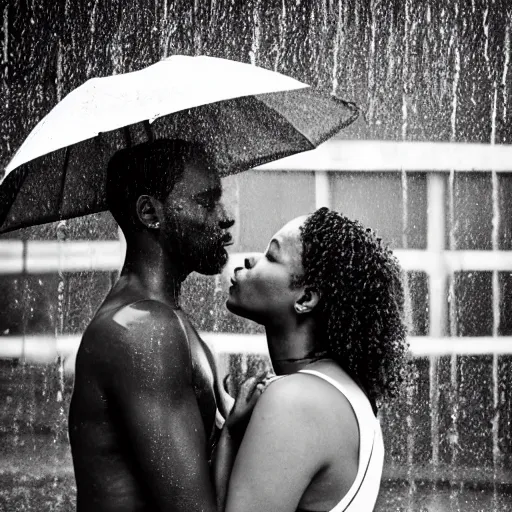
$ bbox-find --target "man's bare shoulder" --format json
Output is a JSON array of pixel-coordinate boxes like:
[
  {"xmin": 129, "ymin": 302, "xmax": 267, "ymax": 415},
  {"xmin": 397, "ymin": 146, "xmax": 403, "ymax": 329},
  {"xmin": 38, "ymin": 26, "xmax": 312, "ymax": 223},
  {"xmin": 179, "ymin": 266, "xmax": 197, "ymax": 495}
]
[{"xmin": 79, "ymin": 299, "xmax": 190, "ymax": 374}]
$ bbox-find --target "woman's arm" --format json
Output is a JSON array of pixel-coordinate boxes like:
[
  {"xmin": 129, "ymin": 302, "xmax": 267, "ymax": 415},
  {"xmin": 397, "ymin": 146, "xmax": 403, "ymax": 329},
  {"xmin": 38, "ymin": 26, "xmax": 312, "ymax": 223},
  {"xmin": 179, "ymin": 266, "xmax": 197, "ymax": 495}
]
[
  {"xmin": 213, "ymin": 374, "xmax": 269, "ymax": 511},
  {"xmin": 222, "ymin": 374, "xmax": 329, "ymax": 512}
]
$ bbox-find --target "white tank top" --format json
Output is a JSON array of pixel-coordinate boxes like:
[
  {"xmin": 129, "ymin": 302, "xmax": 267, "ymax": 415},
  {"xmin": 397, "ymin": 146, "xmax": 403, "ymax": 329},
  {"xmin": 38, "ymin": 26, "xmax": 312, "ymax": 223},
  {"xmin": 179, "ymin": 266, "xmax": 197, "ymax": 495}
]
[{"xmin": 297, "ymin": 369, "xmax": 384, "ymax": 512}]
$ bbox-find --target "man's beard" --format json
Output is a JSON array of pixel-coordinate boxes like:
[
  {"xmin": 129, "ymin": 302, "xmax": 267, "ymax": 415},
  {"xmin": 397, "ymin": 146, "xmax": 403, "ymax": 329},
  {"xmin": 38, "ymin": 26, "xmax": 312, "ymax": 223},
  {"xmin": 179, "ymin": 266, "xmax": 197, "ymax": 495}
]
[
  {"xmin": 163, "ymin": 217, "xmax": 229, "ymax": 276},
  {"xmin": 195, "ymin": 243, "xmax": 229, "ymax": 275}
]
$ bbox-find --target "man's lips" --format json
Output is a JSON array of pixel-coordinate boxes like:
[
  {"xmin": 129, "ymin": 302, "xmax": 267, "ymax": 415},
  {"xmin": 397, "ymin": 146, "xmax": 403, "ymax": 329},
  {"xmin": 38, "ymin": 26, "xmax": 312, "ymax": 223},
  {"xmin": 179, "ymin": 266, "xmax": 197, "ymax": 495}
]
[{"xmin": 221, "ymin": 232, "xmax": 233, "ymax": 246}]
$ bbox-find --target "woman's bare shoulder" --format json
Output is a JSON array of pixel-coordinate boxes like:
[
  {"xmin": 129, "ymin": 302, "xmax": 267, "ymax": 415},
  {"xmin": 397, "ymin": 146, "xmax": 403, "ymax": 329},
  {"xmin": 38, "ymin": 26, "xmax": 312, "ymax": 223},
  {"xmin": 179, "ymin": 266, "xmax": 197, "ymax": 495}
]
[
  {"xmin": 264, "ymin": 371, "xmax": 352, "ymax": 410},
  {"xmin": 258, "ymin": 371, "xmax": 358, "ymax": 440}
]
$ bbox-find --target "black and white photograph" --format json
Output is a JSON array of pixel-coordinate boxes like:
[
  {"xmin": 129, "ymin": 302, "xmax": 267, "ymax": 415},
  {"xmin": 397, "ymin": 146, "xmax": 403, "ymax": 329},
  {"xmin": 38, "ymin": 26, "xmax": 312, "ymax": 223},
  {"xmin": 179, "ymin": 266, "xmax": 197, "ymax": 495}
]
[{"xmin": 1, "ymin": 1, "xmax": 512, "ymax": 511}]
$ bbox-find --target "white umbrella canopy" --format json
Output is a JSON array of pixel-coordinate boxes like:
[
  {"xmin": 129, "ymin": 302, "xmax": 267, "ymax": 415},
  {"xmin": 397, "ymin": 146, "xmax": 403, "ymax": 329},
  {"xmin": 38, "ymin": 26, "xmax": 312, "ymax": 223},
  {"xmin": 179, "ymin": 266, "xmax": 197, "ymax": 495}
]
[
  {"xmin": 5, "ymin": 56, "xmax": 310, "ymax": 173},
  {"xmin": 0, "ymin": 55, "xmax": 358, "ymax": 233}
]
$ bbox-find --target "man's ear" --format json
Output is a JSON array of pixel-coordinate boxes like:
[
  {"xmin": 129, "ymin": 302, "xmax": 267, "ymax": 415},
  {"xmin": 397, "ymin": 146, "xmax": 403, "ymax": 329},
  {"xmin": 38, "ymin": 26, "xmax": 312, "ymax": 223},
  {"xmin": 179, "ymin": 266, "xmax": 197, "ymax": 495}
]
[
  {"xmin": 294, "ymin": 287, "xmax": 321, "ymax": 315},
  {"xmin": 136, "ymin": 195, "xmax": 161, "ymax": 230}
]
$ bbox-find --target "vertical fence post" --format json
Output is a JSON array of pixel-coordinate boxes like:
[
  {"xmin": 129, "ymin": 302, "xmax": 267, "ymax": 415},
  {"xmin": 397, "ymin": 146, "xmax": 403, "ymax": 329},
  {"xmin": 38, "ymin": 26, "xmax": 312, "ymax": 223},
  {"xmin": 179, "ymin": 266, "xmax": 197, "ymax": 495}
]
[
  {"xmin": 427, "ymin": 172, "xmax": 447, "ymax": 467},
  {"xmin": 491, "ymin": 169, "xmax": 501, "ymax": 484},
  {"xmin": 315, "ymin": 170, "xmax": 331, "ymax": 209}
]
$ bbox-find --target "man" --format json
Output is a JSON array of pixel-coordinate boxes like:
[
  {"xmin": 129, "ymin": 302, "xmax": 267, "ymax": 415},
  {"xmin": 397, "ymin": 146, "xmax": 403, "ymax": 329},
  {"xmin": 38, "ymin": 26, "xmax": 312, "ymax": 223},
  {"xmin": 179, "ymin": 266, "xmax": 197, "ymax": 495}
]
[{"xmin": 69, "ymin": 139, "xmax": 234, "ymax": 511}]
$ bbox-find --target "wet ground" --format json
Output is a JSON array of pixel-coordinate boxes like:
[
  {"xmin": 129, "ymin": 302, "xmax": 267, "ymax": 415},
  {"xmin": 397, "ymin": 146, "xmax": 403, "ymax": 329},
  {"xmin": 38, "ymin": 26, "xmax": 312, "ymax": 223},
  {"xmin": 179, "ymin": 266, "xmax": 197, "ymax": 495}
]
[
  {"xmin": 1, "ymin": 435, "xmax": 511, "ymax": 512},
  {"xmin": 1, "ymin": 361, "xmax": 512, "ymax": 511},
  {"xmin": 1, "ymin": 472, "xmax": 512, "ymax": 512}
]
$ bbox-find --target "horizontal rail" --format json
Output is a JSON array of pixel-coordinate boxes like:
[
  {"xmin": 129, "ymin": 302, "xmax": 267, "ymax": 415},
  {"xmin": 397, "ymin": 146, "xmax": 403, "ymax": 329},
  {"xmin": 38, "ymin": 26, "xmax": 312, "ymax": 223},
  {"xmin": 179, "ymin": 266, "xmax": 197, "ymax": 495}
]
[
  {"xmin": 1, "ymin": 242, "xmax": 512, "ymax": 274},
  {"xmin": 204, "ymin": 334, "xmax": 512, "ymax": 357},
  {"xmin": 0, "ymin": 240, "xmax": 122, "ymax": 274},
  {"xmin": 1, "ymin": 334, "xmax": 512, "ymax": 374},
  {"xmin": 395, "ymin": 249, "xmax": 512, "ymax": 272},
  {"xmin": 255, "ymin": 140, "xmax": 512, "ymax": 172}
]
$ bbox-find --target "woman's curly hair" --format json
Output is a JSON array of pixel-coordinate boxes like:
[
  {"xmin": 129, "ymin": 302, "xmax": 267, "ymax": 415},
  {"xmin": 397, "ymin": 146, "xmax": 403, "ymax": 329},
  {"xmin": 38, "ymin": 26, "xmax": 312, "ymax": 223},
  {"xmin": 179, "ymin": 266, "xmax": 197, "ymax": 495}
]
[{"xmin": 297, "ymin": 207, "xmax": 408, "ymax": 408}]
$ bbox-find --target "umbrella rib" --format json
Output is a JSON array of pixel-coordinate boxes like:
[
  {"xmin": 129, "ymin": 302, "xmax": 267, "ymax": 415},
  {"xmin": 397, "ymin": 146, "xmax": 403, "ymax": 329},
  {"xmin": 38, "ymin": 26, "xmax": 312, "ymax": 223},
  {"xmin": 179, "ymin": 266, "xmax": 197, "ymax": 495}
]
[
  {"xmin": 123, "ymin": 127, "xmax": 132, "ymax": 147},
  {"xmin": 144, "ymin": 121, "xmax": 155, "ymax": 142},
  {"xmin": 316, "ymin": 98, "xmax": 359, "ymax": 145},
  {"xmin": 57, "ymin": 146, "xmax": 71, "ymax": 221},
  {"xmin": 0, "ymin": 167, "xmax": 30, "ymax": 230}
]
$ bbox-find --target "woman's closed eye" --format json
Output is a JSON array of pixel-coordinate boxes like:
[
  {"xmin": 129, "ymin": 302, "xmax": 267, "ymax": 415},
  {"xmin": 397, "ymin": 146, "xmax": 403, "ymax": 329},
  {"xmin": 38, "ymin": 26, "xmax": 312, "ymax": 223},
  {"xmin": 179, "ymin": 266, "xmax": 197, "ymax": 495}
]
[
  {"xmin": 265, "ymin": 252, "xmax": 276, "ymax": 262},
  {"xmin": 265, "ymin": 240, "xmax": 280, "ymax": 263}
]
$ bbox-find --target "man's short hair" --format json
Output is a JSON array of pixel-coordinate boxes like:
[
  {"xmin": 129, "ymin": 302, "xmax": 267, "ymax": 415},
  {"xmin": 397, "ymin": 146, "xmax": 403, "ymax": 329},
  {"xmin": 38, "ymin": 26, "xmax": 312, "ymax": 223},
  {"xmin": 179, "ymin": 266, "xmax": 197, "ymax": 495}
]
[{"xmin": 106, "ymin": 138, "xmax": 206, "ymax": 231}]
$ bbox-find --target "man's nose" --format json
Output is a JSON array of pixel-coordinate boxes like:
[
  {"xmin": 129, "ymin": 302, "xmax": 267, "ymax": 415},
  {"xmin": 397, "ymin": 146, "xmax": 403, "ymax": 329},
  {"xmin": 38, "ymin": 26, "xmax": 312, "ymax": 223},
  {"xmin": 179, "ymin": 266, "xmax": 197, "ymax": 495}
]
[{"xmin": 220, "ymin": 217, "xmax": 235, "ymax": 229}]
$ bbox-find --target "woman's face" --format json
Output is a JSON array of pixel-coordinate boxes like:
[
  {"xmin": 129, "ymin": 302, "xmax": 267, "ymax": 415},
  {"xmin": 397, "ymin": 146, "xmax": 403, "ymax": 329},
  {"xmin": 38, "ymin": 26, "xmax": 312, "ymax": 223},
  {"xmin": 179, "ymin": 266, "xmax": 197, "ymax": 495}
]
[{"xmin": 226, "ymin": 215, "xmax": 308, "ymax": 324}]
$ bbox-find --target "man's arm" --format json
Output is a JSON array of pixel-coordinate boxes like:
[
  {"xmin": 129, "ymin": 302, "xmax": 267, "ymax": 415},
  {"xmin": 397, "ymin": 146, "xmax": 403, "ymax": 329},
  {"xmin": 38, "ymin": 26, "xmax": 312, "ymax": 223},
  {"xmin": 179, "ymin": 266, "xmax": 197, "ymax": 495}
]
[{"xmin": 106, "ymin": 301, "xmax": 217, "ymax": 512}]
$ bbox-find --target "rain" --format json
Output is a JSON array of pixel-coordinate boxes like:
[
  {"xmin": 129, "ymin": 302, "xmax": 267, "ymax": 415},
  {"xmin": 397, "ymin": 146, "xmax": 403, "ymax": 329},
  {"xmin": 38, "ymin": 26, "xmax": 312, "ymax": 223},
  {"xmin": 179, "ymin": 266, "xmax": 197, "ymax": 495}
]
[{"xmin": 1, "ymin": 1, "xmax": 512, "ymax": 511}]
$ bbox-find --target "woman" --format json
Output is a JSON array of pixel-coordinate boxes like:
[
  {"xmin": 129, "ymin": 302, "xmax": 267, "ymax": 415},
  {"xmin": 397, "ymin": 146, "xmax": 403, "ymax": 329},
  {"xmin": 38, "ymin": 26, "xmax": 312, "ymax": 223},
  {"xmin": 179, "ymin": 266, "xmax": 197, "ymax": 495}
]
[{"xmin": 214, "ymin": 207, "xmax": 408, "ymax": 512}]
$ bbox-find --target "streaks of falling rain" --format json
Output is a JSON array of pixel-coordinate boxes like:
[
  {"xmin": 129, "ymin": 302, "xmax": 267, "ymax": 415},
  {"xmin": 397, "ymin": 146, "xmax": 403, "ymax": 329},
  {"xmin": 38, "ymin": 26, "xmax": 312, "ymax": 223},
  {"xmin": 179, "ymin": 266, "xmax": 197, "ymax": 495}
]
[
  {"xmin": 448, "ymin": 4, "xmax": 461, "ymax": 509},
  {"xmin": 2, "ymin": 1, "xmax": 512, "ymax": 511},
  {"xmin": 400, "ymin": 0, "xmax": 417, "ymax": 506}
]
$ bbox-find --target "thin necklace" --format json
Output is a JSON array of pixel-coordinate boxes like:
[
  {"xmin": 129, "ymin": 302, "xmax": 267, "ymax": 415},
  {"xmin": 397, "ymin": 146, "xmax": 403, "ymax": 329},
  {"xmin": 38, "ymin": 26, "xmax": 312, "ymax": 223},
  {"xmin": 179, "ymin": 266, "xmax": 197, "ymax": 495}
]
[{"xmin": 276, "ymin": 351, "xmax": 329, "ymax": 365}]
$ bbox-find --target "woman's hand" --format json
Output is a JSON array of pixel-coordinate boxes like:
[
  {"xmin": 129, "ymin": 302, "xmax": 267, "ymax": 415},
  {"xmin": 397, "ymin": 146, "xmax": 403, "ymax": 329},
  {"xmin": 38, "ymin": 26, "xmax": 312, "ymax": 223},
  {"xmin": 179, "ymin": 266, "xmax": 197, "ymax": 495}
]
[
  {"xmin": 214, "ymin": 372, "xmax": 273, "ymax": 511},
  {"xmin": 225, "ymin": 371, "xmax": 273, "ymax": 440}
]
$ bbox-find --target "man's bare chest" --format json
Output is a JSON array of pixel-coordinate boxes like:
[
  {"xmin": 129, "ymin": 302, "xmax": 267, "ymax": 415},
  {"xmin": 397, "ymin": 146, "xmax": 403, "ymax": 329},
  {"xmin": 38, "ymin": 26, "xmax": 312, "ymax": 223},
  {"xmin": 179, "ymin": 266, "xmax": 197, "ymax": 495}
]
[{"xmin": 175, "ymin": 312, "xmax": 219, "ymax": 435}]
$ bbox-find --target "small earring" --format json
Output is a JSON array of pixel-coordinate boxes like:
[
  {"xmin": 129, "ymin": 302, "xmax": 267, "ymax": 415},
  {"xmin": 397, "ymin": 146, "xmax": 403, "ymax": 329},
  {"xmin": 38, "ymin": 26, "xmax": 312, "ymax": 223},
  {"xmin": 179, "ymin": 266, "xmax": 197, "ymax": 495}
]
[
  {"xmin": 294, "ymin": 303, "xmax": 307, "ymax": 313},
  {"xmin": 150, "ymin": 221, "xmax": 160, "ymax": 229}
]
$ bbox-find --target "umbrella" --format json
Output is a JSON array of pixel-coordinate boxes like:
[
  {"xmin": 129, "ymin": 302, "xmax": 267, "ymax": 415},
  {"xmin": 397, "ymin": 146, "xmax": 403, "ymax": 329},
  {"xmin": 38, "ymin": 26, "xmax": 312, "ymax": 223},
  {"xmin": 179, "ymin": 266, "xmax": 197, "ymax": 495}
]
[{"xmin": 0, "ymin": 55, "xmax": 358, "ymax": 234}]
